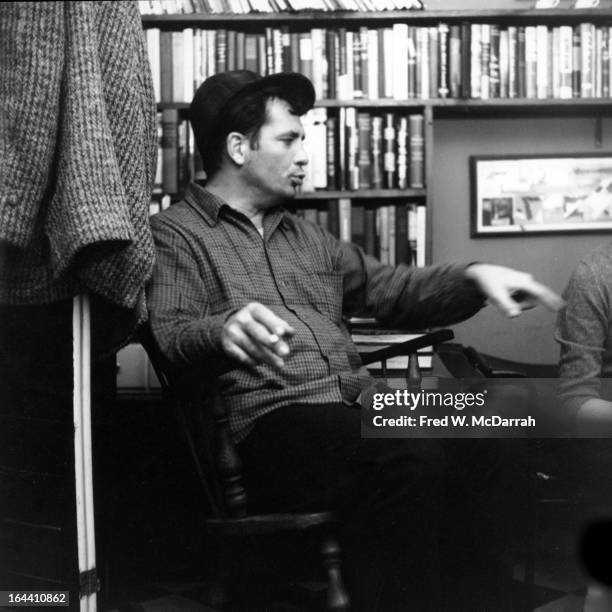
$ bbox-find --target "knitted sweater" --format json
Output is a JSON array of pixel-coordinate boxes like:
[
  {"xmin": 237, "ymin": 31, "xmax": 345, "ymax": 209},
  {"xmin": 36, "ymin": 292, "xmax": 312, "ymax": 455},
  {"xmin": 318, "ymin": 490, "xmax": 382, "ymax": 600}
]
[
  {"xmin": 556, "ymin": 241, "xmax": 612, "ymax": 415},
  {"xmin": 0, "ymin": 1, "xmax": 156, "ymax": 353}
]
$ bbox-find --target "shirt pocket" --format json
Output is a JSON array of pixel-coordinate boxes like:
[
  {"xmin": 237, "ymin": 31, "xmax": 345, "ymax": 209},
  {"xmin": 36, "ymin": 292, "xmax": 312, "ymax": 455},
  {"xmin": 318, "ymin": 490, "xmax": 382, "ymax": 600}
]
[{"xmin": 306, "ymin": 270, "xmax": 343, "ymax": 324}]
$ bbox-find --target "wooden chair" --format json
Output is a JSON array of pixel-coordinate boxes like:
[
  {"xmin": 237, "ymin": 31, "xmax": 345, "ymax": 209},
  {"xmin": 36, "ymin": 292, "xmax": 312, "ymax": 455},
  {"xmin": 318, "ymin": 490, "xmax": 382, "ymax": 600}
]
[{"xmin": 140, "ymin": 326, "xmax": 454, "ymax": 611}]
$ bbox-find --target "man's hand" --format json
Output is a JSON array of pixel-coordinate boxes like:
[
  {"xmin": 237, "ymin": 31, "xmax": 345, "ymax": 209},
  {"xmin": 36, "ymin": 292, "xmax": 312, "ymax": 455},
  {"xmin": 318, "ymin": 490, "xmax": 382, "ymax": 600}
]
[
  {"xmin": 221, "ymin": 302, "xmax": 295, "ymax": 369},
  {"xmin": 465, "ymin": 264, "xmax": 564, "ymax": 318}
]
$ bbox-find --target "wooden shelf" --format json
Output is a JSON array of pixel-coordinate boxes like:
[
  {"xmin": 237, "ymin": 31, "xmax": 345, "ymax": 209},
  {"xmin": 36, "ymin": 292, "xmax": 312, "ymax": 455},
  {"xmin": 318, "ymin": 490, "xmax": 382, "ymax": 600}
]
[
  {"xmin": 142, "ymin": 8, "xmax": 612, "ymax": 28},
  {"xmin": 295, "ymin": 188, "xmax": 426, "ymax": 200},
  {"xmin": 159, "ymin": 98, "xmax": 612, "ymax": 118}
]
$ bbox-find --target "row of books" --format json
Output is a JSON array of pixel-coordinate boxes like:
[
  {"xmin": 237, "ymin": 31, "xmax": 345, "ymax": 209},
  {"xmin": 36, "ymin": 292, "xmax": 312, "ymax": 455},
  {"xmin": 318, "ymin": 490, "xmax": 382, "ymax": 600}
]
[
  {"xmin": 156, "ymin": 108, "xmax": 425, "ymax": 195},
  {"xmin": 294, "ymin": 200, "xmax": 426, "ymax": 267},
  {"xmin": 139, "ymin": 0, "xmax": 423, "ymax": 15},
  {"xmin": 145, "ymin": 22, "xmax": 612, "ymax": 103},
  {"xmin": 303, "ymin": 109, "xmax": 425, "ymax": 191}
]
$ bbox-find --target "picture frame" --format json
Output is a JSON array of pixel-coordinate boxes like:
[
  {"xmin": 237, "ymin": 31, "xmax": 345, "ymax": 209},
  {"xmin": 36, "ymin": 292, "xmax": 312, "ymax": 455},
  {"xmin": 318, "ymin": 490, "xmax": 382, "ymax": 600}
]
[{"xmin": 470, "ymin": 153, "xmax": 612, "ymax": 236}]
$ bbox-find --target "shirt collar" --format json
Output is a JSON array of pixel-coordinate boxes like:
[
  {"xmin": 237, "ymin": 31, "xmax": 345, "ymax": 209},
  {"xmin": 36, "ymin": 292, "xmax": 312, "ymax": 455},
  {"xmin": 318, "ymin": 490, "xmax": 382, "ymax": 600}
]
[
  {"xmin": 184, "ymin": 182, "xmax": 228, "ymax": 226},
  {"xmin": 184, "ymin": 181, "xmax": 294, "ymax": 231}
]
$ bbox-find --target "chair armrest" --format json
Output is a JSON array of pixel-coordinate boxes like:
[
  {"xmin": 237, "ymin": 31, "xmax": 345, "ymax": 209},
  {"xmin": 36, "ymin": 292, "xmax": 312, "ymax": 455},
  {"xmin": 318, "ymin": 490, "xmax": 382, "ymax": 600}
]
[
  {"xmin": 464, "ymin": 346, "xmax": 527, "ymax": 378},
  {"xmin": 359, "ymin": 329, "xmax": 454, "ymax": 366}
]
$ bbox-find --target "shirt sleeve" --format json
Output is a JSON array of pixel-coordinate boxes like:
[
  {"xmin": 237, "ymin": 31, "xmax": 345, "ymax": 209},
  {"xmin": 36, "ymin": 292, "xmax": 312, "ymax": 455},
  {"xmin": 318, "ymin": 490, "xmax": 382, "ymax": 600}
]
[
  {"xmin": 556, "ymin": 259, "xmax": 610, "ymax": 414},
  {"xmin": 332, "ymin": 238, "xmax": 486, "ymax": 328},
  {"xmin": 146, "ymin": 215, "xmax": 234, "ymax": 370}
]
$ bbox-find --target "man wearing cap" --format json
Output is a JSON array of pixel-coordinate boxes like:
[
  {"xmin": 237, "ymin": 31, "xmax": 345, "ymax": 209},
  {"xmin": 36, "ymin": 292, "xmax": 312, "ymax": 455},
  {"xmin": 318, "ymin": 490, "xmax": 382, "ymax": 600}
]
[{"xmin": 146, "ymin": 70, "xmax": 562, "ymax": 610}]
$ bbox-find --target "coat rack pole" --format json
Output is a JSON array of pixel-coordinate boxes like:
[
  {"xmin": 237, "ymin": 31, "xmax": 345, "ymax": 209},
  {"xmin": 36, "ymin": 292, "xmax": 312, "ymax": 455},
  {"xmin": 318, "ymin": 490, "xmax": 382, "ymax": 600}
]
[{"xmin": 73, "ymin": 294, "xmax": 98, "ymax": 612}]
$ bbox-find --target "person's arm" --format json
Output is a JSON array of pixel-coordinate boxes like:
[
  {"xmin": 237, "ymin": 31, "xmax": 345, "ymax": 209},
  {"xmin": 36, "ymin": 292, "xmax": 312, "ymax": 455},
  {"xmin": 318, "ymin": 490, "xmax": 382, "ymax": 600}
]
[
  {"xmin": 556, "ymin": 260, "xmax": 612, "ymax": 424},
  {"xmin": 147, "ymin": 216, "xmax": 294, "ymax": 370},
  {"xmin": 335, "ymin": 238, "xmax": 562, "ymax": 328}
]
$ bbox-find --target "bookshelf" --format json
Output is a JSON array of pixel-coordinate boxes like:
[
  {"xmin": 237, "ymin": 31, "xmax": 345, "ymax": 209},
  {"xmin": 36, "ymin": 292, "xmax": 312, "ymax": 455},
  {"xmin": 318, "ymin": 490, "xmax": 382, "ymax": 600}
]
[
  {"xmin": 124, "ymin": 6, "xmax": 612, "ymax": 387},
  {"xmin": 143, "ymin": 6, "xmax": 612, "ymax": 266}
]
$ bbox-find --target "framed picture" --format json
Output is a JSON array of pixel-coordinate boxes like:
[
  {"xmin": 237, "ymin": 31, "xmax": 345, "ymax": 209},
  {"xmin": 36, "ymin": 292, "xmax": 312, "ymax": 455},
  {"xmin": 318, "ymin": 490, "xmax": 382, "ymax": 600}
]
[{"xmin": 470, "ymin": 153, "xmax": 612, "ymax": 236}]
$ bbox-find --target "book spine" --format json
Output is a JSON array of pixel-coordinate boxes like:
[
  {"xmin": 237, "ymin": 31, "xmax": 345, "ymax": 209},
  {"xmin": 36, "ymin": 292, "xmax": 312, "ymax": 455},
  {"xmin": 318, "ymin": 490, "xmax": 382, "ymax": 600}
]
[
  {"xmin": 339, "ymin": 198, "xmax": 352, "ymax": 242},
  {"xmin": 449, "ymin": 24, "xmax": 462, "ymax": 99},
  {"xmin": 161, "ymin": 108, "xmax": 179, "ymax": 194},
  {"xmin": 345, "ymin": 108, "xmax": 359, "ymax": 190},
  {"xmin": 326, "ymin": 29, "xmax": 338, "ymax": 100},
  {"xmin": 460, "ymin": 22, "xmax": 471, "ymax": 99},
  {"xmin": 415, "ymin": 205, "xmax": 426, "ymax": 267},
  {"xmin": 499, "ymin": 27, "xmax": 508, "ymax": 99},
  {"xmin": 580, "ymin": 23, "xmax": 595, "ymax": 98},
  {"xmin": 371, "ymin": 115, "xmax": 383, "ymax": 190},
  {"xmin": 479, "ymin": 23, "xmax": 490, "ymax": 99},
  {"xmin": 172, "ymin": 31, "xmax": 185, "ymax": 102},
  {"xmin": 417, "ymin": 27, "xmax": 429, "ymax": 100},
  {"xmin": 392, "ymin": 23, "xmax": 408, "ymax": 100},
  {"xmin": 470, "ymin": 23, "xmax": 481, "ymax": 98},
  {"xmin": 215, "ymin": 28, "xmax": 228, "ymax": 74},
  {"xmin": 489, "ymin": 24, "xmax": 500, "ymax": 98},
  {"xmin": 524, "ymin": 26, "xmax": 537, "ymax": 99},
  {"xmin": 160, "ymin": 30, "xmax": 173, "ymax": 102},
  {"xmin": 507, "ymin": 26, "xmax": 518, "ymax": 98},
  {"xmin": 406, "ymin": 25, "xmax": 417, "ymax": 99},
  {"xmin": 351, "ymin": 204, "xmax": 365, "ymax": 250},
  {"xmin": 559, "ymin": 25, "xmax": 573, "ymax": 99},
  {"xmin": 367, "ymin": 28, "xmax": 379, "ymax": 100},
  {"xmin": 357, "ymin": 112, "xmax": 372, "ymax": 189},
  {"xmin": 326, "ymin": 116, "xmax": 338, "ymax": 190},
  {"xmin": 299, "ymin": 32, "xmax": 314, "ymax": 83},
  {"xmin": 572, "ymin": 25, "xmax": 581, "ymax": 98},
  {"xmin": 409, "ymin": 114, "xmax": 424, "ymax": 189},
  {"xmin": 396, "ymin": 116, "xmax": 409, "ymax": 190},
  {"xmin": 428, "ymin": 26, "xmax": 439, "ymax": 99},
  {"xmin": 603, "ymin": 27, "xmax": 610, "ymax": 98},
  {"xmin": 438, "ymin": 23, "xmax": 449, "ymax": 99},
  {"xmin": 537, "ymin": 25, "xmax": 549, "ymax": 99},
  {"xmin": 383, "ymin": 112, "xmax": 396, "ymax": 188}
]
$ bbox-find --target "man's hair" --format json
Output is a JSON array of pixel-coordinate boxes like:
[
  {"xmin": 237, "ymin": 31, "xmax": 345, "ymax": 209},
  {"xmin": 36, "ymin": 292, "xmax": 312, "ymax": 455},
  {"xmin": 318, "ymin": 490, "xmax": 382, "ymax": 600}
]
[{"xmin": 193, "ymin": 85, "xmax": 302, "ymax": 178}]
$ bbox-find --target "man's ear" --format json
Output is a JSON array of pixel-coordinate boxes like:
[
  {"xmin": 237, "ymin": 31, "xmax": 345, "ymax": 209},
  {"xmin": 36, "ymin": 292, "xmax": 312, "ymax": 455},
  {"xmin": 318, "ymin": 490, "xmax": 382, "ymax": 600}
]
[{"xmin": 226, "ymin": 132, "xmax": 246, "ymax": 166}]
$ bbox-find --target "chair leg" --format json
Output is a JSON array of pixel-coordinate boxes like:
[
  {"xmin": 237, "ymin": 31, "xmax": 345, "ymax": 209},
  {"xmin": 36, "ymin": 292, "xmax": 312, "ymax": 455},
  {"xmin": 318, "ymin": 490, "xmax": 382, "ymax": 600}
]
[{"xmin": 320, "ymin": 535, "xmax": 350, "ymax": 611}]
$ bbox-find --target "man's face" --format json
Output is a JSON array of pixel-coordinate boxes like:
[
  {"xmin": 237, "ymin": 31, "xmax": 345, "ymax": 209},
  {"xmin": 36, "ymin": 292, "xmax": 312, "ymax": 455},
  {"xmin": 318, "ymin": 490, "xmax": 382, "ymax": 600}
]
[{"xmin": 241, "ymin": 97, "xmax": 308, "ymax": 204}]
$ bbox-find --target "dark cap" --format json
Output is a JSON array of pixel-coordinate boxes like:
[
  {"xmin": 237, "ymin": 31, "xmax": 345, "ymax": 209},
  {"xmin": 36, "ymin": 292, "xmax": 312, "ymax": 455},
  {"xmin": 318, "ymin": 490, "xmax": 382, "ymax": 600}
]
[{"xmin": 190, "ymin": 70, "xmax": 316, "ymax": 146}]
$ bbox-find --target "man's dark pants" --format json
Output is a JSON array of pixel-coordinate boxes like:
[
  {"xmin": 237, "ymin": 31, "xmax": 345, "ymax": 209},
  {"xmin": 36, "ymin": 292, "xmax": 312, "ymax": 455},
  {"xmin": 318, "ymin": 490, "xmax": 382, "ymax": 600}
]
[{"xmin": 239, "ymin": 402, "xmax": 527, "ymax": 611}]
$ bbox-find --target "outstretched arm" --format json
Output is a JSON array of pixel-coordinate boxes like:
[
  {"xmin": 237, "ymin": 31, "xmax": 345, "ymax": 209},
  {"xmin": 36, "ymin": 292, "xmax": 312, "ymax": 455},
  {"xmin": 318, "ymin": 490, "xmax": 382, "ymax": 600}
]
[{"xmin": 465, "ymin": 263, "xmax": 564, "ymax": 318}]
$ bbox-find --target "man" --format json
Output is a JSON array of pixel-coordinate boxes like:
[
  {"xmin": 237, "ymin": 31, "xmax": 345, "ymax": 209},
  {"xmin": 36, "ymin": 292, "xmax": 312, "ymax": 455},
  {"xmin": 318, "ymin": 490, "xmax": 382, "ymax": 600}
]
[{"xmin": 147, "ymin": 70, "xmax": 563, "ymax": 610}]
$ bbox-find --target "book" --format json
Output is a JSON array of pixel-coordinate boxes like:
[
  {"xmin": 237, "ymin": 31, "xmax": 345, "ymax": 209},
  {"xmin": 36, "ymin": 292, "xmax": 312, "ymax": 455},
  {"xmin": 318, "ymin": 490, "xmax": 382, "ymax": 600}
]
[
  {"xmin": 159, "ymin": 30, "xmax": 173, "ymax": 102},
  {"xmin": 357, "ymin": 112, "xmax": 373, "ymax": 189},
  {"xmin": 580, "ymin": 22, "xmax": 595, "ymax": 98},
  {"xmin": 489, "ymin": 24, "xmax": 500, "ymax": 99},
  {"xmin": 438, "ymin": 23, "xmax": 450, "ymax": 99},
  {"xmin": 449, "ymin": 24, "xmax": 462, "ymax": 99},
  {"xmin": 383, "ymin": 113, "xmax": 396, "ymax": 188},
  {"xmin": 396, "ymin": 116, "xmax": 409, "ymax": 190},
  {"xmin": 480, "ymin": 23, "xmax": 490, "ymax": 99},
  {"xmin": 559, "ymin": 25, "xmax": 574, "ymax": 99},
  {"xmin": 409, "ymin": 114, "xmax": 425, "ymax": 189},
  {"xmin": 507, "ymin": 26, "xmax": 518, "ymax": 98},
  {"xmin": 572, "ymin": 25, "xmax": 581, "ymax": 97},
  {"xmin": 371, "ymin": 116, "xmax": 383, "ymax": 190},
  {"xmin": 161, "ymin": 108, "xmax": 179, "ymax": 194},
  {"xmin": 536, "ymin": 25, "xmax": 549, "ymax": 99},
  {"xmin": 338, "ymin": 198, "xmax": 352, "ymax": 242}
]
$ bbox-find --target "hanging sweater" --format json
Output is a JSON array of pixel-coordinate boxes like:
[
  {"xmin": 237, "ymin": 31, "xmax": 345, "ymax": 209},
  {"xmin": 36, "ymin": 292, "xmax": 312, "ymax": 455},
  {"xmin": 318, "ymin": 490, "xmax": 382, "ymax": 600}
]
[{"xmin": 0, "ymin": 1, "xmax": 157, "ymax": 353}]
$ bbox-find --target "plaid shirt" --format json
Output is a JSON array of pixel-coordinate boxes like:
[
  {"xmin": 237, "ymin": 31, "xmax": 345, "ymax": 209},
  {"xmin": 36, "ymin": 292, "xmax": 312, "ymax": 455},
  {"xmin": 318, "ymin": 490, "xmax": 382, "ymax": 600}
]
[{"xmin": 147, "ymin": 183, "xmax": 485, "ymax": 442}]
